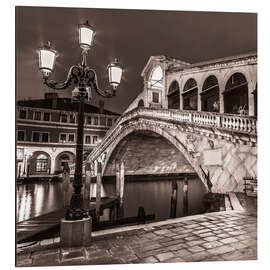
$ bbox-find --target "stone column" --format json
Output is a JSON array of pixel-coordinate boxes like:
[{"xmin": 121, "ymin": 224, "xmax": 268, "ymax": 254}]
[
  {"xmin": 219, "ymin": 83, "xmax": 225, "ymax": 114},
  {"xmin": 248, "ymin": 82, "xmax": 255, "ymax": 116}
]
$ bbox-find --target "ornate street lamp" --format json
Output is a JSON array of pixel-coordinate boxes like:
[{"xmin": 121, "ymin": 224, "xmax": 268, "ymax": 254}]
[{"xmin": 37, "ymin": 21, "xmax": 123, "ymax": 222}]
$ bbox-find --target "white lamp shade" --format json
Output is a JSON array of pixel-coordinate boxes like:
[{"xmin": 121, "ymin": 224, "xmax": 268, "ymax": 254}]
[
  {"xmin": 79, "ymin": 21, "xmax": 94, "ymax": 50},
  {"xmin": 108, "ymin": 60, "xmax": 123, "ymax": 89},
  {"xmin": 37, "ymin": 42, "xmax": 58, "ymax": 76}
]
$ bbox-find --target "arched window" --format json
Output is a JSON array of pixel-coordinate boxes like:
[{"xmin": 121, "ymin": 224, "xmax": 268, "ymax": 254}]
[
  {"xmin": 148, "ymin": 66, "xmax": 163, "ymax": 89},
  {"xmin": 168, "ymin": 81, "xmax": 180, "ymax": 109},
  {"xmin": 55, "ymin": 151, "xmax": 75, "ymax": 172},
  {"xmin": 138, "ymin": 99, "xmax": 144, "ymax": 107},
  {"xmin": 224, "ymin": 73, "xmax": 248, "ymax": 114},
  {"xmin": 36, "ymin": 154, "xmax": 49, "ymax": 173},
  {"xmin": 182, "ymin": 78, "xmax": 198, "ymax": 111},
  {"xmin": 201, "ymin": 75, "xmax": 220, "ymax": 112}
]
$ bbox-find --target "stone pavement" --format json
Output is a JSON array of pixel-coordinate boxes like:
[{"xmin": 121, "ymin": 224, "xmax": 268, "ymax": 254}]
[{"xmin": 16, "ymin": 209, "xmax": 257, "ymax": 266}]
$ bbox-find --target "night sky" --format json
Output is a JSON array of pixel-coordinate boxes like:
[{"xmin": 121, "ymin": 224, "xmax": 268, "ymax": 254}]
[{"xmin": 16, "ymin": 6, "xmax": 257, "ymax": 114}]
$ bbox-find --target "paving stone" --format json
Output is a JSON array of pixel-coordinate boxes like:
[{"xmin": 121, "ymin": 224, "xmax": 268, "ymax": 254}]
[
  {"xmin": 200, "ymin": 232, "xmax": 215, "ymax": 237},
  {"xmin": 156, "ymin": 252, "xmax": 175, "ymax": 262},
  {"xmin": 120, "ymin": 254, "xmax": 139, "ymax": 263},
  {"xmin": 207, "ymin": 245, "xmax": 235, "ymax": 255},
  {"xmin": 184, "ymin": 250, "xmax": 211, "ymax": 262},
  {"xmin": 142, "ymin": 256, "xmax": 159, "ymax": 263},
  {"xmin": 193, "ymin": 229, "xmax": 211, "ymax": 235},
  {"xmin": 32, "ymin": 253, "xmax": 60, "ymax": 266},
  {"xmin": 219, "ymin": 237, "xmax": 239, "ymax": 244},
  {"xmin": 85, "ymin": 256, "xmax": 122, "ymax": 265},
  {"xmin": 141, "ymin": 243, "xmax": 163, "ymax": 251},
  {"xmin": 187, "ymin": 245, "xmax": 205, "ymax": 253},
  {"xmin": 201, "ymin": 241, "xmax": 223, "ymax": 249},
  {"xmin": 154, "ymin": 229, "xmax": 171, "ymax": 235},
  {"xmin": 167, "ymin": 243, "xmax": 188, "ymax": 251},
  {"xmin": 186, "ymin": 240, "xmax": 205, "ymax": 247},
  {"xmin": 170, "ymin": 233, "xmax": 190, "ymax": 239},
  {"xmin": 184, "ymin": 236, "xmax": 199, "ymax": 241},
  {"xmin": 221, "ymin": 248, "xmax": 257, "ymax": 261},
  {"xmin": 136, "ymin": 248, "xmax": 168, "ymax": 259},
  {"xmin": 164, "ymin": 257, "xmax": 185, "ymax": 263},
  {"xmin": 236, "ymin": 234, "xmax": 250, "ymax": 240},
  {"xmin": 85, "ymin": 249, "xmax": 110, "ymax": 260},
  {"xmin": 33, "ymin": 248, "xmax": 60, "ymax": 257},
  {"xmin": 184, "ymin": 224, "xmax": 200, "ymax": 229},
  {"xmin": 161, "ymin": 239, "xmax": 186, "ymax": 247},
  {"xmin": 204, "ymin": 236, "xmax": 219, "ymax": 242},
  {"xmin": 229, "ymin": 242, "xmax": 248, "ymax": 250},
  {"xmin": 173, "ymin": 248, "xmax": 192, "ymax": 258},
  {"xmin": 16, "ymin": 257, "xmax": 33, "ymax": 267},
  {"xmin": 61, "ymin": 249, "xmax": 86, "ymax": 262}
]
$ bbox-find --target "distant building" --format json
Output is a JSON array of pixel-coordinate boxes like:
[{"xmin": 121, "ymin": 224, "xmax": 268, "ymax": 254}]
[{"xmin": 16, "ymin": 92, "xmax": 119, "ymax": 178}]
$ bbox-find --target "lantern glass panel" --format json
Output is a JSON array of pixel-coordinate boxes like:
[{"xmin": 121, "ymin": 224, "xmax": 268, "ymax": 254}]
[
  {"xmin": 79, "ymin": 27, "xmax": 94, "ymax": 49},
  {"xmin": 109, "ymin": 66, "xmax": 122, "ymax": 88},
  {"xmin": 39, "ymin": 49, "xmax": 56, "ymax": 72}
]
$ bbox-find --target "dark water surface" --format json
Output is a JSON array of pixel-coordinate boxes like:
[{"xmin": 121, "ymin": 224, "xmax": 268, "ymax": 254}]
[{"xmin": 16, "ymin": 177, "xmax": 207, "ymax": 223}]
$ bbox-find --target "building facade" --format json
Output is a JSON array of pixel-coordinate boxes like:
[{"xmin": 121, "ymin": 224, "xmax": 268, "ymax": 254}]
[
  {"xmin": 16, "ymin": 92, "xmax": 119, "ymax": 178},
  {"xmin": 124, "ymin": 52, "xmax": 257, "ymax": 117}
]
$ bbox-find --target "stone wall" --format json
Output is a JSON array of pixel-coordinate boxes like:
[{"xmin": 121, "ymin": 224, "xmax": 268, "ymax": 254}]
[{"xmin": 104, "ymin": 132, "xmax": 195, "ymax": 176}]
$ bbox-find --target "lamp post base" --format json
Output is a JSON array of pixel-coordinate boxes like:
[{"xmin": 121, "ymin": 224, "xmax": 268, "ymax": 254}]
[{"xmin": 60, "ymin": 217, "xmax": 92, "ymax": 248}]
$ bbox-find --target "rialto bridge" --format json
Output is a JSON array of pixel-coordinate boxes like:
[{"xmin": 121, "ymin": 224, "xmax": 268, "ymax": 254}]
[
  {"xmin": 71, "ymin": 52, "xmax": 257, "ymax": 194},
  {"xmin": 78, "ymin": 106, "xmax": 257, "ymax": 193}
]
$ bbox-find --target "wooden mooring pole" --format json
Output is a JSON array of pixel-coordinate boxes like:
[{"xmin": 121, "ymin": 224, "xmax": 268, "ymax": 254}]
[
  {"xmin": 183, "ymin": 177, "xmax": 189, "ymax": 216},
  {"xmin": 96, "ymin": 162, "xmax": 102, "ymax": 223},
  {"xmin": 170, "ymin": 180, "xmax": 178, "ymax": 218}
]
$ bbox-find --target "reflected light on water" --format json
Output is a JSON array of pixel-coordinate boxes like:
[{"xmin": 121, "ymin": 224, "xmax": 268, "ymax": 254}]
[{"xmin": 17, "ymin": 187, "xmax": 32, "ymax": 222}]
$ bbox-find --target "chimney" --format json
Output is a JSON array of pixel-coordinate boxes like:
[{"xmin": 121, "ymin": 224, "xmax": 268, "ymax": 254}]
[
  {"xmin": 99, "ymin": 100, "xmax": 105, "ymax": 114},
  {"xmin": 44, "ymin": 92, "xmax": 58, "ymax": 109}
]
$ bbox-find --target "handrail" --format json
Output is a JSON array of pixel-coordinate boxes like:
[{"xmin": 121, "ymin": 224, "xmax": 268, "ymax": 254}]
[{"xmin": 70, "ymin": 107, "xmax": 257, "ymax": 170}]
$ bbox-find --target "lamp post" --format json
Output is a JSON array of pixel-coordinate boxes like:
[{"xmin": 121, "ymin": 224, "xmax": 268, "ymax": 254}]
[{"xmin": 37, "ymin": 21, "xmax": 123, "ymax": 222}]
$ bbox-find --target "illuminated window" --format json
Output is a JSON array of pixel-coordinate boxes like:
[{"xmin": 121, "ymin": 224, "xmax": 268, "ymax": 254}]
[
  {"xmin": 148, "ymin": 66, "xmax": 163, "ymax": 89},
  {"xmin": 68, "ymin": 134, "xmax": 75, "ymax": 142},
  {"xmin": 92, "ymin": 136, "xmax": 98, "ymax": 144},
  {"xmin": 36, "ymin": 154, "xmax": 48, "ymax": 173}
]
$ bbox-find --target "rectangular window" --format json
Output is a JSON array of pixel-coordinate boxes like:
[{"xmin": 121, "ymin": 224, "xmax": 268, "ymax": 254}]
[
  {"xmin": 152, "ymin": 92, "xmax": 159, "ymax": 103},
  {"xmin": 19, "ymin": 110, "xmax": 27, "ymax": 119},
  {"xmin": 87, "ymin": 116, "xmax": 92, "ymax": 125},
  {"xmin": 60, "ymin": 114, "xmax": 67, "ymax": 123},
  {"xmin": 93, "ymin": 116, "xmax": 99, "ymax": 125},
  {"xmin": 85, "ymin": 135, "xmax": 91, "ymax": 144},
  {"xmin": 100, "ymin": 117, "xmax": 106, "ymax": 126},
  {"xmin": 32, "ymin": 132, "xmax": 40, "ymax": 142},
  {"xmin": 107, "ymin": 118, "xmax": 112, "ymax": 127},
  {"xmin": 28, "ymin": 110, "xmax": 33, "ymax": 120},
  {"xmin": 41, "ymin": 133, "xmax": 49, "ymax": 142},
  {"xmin": 92, "ymin": 135, "xmax": 98, "ymax": 144},
  {"xmin": 17, "ymin": 130, "xmax": 25, "ymax": 141},
  {"xmin": 60, "ymin": 133, "xmax": 67, "ymax": 142},
  {"xmin": 68, "ymin": 134, "xmax": 75, "ymax": 142},
  {"xmin": 34, "ymin": 111, "xmax": 41, "ymax": 120},
  {"xmin": 69, "ymin": 115, "xmax": 75, "ymax": 123},
  {"xmin": 43, "ymin": 112, "xmax": 50, "ymax": 121}
]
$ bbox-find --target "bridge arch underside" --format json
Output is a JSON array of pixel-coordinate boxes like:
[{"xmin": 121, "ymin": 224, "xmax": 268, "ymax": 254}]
[{"xmin": 104, "ymin": 130, "xmax": 197, "ymax": 177}]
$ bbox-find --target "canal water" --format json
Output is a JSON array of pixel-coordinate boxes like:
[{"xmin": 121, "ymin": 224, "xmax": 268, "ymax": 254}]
[{"xmin": 16, "ymin": 176, "xmax": 207, "ymax": 223}]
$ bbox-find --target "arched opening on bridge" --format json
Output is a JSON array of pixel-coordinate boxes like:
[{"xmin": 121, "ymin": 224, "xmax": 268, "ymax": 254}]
[
  {"xmin": 55, "ymin": 151, "xmax": 75, "ymax": 173},
  {"xmin": 201, "ymin": 75, "xmax": 220, "ymax": 112},
  {"xmin": 182, "ymin": 78, "xmax": 198, "ymax": 111},
  {"xmin": 103, "ymin": 130, "xmax": 207, "ymax": 220},
  {"xmin": 253, "ymin": 83, "xmax": 257, "ymax": 116},
  {"xmin": 224, "ymin": 72, "xmax": 249, "ymax": 114},
  {"xmin": 138, "ymin": 99, "xmax": 144, "ymax": 107},
  {"xmin": 148, "ymin": 66, "xmax": 163, "ymax": 90},
  {"xmin": 29, "ymin": 151, "xmax": 51, "ymax": 175},
  {"xmin": 168, "ymin": 80, "xmax": 180, "ymax": 109}
]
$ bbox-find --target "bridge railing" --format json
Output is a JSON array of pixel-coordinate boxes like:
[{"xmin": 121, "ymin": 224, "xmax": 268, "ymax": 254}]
[{"xmin": 77, "ymin": 107, "xmax": 257, "ymax": 167}]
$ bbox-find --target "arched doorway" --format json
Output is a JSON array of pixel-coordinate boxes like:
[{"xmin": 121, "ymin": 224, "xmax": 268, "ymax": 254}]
[
  {"xmin": 201, "ymin": 75, "xmax": 220, "ymax": 112},
  {"xmin": 55, "ymin": 151, "xmax": 75, "ymax": 173},
  {"xmin": 29, "ymin": 151, "xmax": 51, "ymax": 175},
  {"xmin": 138, "ymin": 99, "xmax": 144, "ymax": 107},
  {"xmin": 168, "ymin": 81, "xmax": 180, "ymax": 109},
  {"xmin": 182, "ymin": 78, "xmax": 198, "ymax": 111},
  {"xmin": 223, "ymin": 73, "xmax": 248, "ymax": 114}
]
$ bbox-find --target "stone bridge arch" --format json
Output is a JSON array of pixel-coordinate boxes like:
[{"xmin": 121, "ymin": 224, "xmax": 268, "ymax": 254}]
[{"xmin": 91, "ymin": 119, "xmax": 209, "ymax": 190}]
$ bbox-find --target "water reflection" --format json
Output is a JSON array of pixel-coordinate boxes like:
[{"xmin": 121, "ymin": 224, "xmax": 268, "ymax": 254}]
[{"xmin": 16, "ymin": 177, "xmax": 207, "ymax": 223}]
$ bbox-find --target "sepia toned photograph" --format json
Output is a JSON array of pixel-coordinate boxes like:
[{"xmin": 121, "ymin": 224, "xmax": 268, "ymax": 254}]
[{"xmin": 15, "ymin": 5, "xmax": 257, "ymax": 267}]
